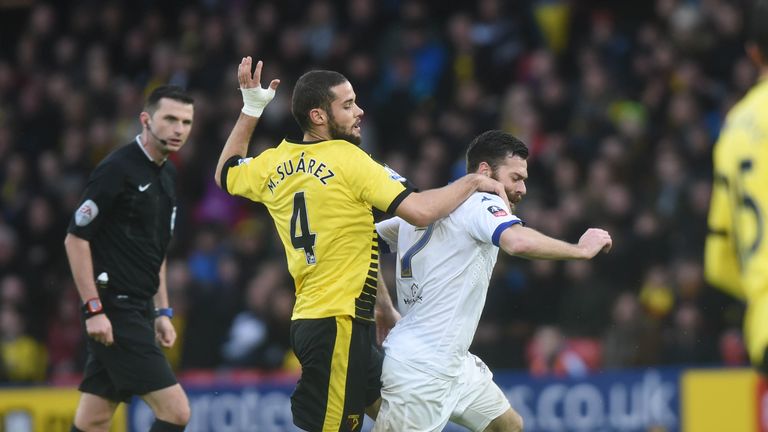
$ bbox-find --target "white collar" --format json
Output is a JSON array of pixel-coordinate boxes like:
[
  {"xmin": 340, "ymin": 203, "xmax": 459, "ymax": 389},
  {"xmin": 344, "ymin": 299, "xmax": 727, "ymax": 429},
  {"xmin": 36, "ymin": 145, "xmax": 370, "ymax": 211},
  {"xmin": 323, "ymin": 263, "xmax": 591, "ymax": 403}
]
[{"xmin": 135, "ymin": 135, "xmax": 167, "ymax": 164}]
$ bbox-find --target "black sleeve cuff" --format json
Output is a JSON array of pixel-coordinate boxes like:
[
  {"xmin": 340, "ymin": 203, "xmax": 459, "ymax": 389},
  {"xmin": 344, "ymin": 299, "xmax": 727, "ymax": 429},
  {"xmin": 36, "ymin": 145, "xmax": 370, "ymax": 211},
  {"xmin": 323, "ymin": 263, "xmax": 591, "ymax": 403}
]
[
  {"xmin": 220, "ymin": 155, "xmax": 243, "ymax": 196},
  {"xmin": 385, "ymin": 186, "xmax": 414, "ymax": 215}
]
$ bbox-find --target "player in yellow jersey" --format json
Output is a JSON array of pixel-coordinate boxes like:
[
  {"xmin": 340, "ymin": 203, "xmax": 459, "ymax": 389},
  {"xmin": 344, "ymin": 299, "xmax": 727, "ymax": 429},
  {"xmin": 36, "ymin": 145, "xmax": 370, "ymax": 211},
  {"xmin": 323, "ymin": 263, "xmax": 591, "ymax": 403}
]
[
  {"xmin": 214, "ymin": 57, "xmax": 508, "ymax": 432},
  {"xmin": 705, "ymin": 0, "xmax": 768, "ymax": 375}
]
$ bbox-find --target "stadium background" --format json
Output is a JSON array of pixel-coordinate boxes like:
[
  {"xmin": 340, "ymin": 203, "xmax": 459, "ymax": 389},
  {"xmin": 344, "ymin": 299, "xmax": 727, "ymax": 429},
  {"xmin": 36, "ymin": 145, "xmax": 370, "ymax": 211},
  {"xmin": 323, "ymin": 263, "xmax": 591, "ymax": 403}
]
[{"xmin": 0, "ymin": 0, "xmax": 763, "ymax": 431}]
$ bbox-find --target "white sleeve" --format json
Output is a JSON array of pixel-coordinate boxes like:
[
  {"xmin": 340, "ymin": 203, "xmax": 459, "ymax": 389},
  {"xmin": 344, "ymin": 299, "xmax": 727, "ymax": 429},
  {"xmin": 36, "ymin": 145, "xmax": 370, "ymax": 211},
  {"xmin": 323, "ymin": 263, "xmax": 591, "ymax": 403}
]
[
  {"xmin": 463, "ymin": 194, "xmax": 522, "ymax": 246},
  {"xmin": 376, "ymin": 216, "xmax": 402, "ymax": 253}
]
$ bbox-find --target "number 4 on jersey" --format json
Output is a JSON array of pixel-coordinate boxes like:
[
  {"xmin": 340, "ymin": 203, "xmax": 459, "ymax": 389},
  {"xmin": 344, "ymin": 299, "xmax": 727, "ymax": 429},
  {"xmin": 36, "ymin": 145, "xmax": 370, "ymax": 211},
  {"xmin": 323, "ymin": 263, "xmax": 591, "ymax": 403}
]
[{"xmin": 291, "ymin": 192, "xmax": 317, "ymax": 265}]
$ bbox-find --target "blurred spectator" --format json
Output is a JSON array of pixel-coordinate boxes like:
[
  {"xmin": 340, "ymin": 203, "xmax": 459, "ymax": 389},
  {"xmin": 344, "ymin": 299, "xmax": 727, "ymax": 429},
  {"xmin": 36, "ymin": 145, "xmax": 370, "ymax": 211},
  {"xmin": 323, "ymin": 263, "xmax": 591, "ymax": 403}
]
[
  {"xmin": 719, "ymin": 329, "xmax": 748, "ymax": 367},
  {"xmin": 639, "ymin": 266, "xmax": 675, "ymax": 321},
  {"xmin": 602, "ymin": 292, "xmax": 660, "ymax": 368},
  {"xmin": 46, "ymin": 287, "xmax": 83, "ymax": 379},
  {"xmin": 180, "ymin": 251, "xmax": 244, "ymax": 369},
  {"xmin": 186, "ymin": 225, "xmax": 226, "ymax": 286},
  {"xmin": 0, "ymin": 305, "xmax": 47, "ymax": 382},
  {"xmin": 661, "ymin": 302, "xmax": 718, "ymax": 365},
  {"xmin": 557, "ymin": 260, "xmax": 612, "ymax": 337},
  {"xmin": 162, "ymin": 259, "xmax": 191, "ymax": 371},
  {"xmin": 527, "ymin": 325, "xmax": 597, "ymax": 378},
  {"xmin": 220, "ymin": 261, "xmax": 291, "ymax": 370}
]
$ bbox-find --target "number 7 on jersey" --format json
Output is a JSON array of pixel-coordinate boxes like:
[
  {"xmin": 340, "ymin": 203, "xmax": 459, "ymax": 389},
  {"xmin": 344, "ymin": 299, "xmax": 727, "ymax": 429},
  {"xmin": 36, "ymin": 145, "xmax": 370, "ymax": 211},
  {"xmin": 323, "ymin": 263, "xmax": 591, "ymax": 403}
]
[{"xmin": 290, "ymin": 192, "xmax": 317, "ymax": 265}]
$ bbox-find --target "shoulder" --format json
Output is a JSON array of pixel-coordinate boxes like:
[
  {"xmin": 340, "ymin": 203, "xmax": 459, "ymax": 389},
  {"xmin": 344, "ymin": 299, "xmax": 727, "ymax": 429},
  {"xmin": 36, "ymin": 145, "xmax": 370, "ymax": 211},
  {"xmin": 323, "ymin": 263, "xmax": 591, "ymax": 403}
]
[
  {"xmin": 234, "ymin": 148, "xmax": 275, "ymax": 170},
  {"xmin": 330, "ymin": 140, "xmax": 375, "ymax": 161},
  {"xmin": 454, "ymin": 193, "xmax": 516, "ymax": 225},
  {"xmin": 93, "ymin": 146, "xmax": 132, "ymax": 176},
  {"xmin": 251, "ymin": 146, "xmax": 277, "ymax": 162},
  {"xmin": 725, "ymin": 82, "xmax": 768, "ymax": 129},
  {"xmin": 327, "ymin": 142, "xmax": 395, "ymax": 180},
  {"xmin": 461, "ymin": 192, "xmax": 504, "ymax": 212}
]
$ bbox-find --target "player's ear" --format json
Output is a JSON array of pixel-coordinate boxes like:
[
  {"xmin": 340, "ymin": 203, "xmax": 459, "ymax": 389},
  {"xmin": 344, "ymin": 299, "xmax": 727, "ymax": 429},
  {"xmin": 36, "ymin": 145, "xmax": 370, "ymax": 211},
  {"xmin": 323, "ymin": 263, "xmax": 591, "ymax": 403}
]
[
  {"xmin": 478, "ymin": 161, "xmax": 492, "ymax": 177},
  {"xmin": 139, "ymin": 111, "xmax": 151, "ymax": 128},
  {"xmin": 309, "ymin": 108, "xmax": 326, "ymax": 126}
]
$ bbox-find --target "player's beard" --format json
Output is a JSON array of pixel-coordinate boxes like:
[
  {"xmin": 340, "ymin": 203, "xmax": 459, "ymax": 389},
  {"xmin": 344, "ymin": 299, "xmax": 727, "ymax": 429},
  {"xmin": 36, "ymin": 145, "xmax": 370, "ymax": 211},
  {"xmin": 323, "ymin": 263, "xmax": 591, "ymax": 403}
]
[
  {"xmin": 328, "ymin": 114, "xmax": 361, "ymax": 146},
  {"xmin": 492, "ymin": 172, "xmax": 522, "ymax": 213}
]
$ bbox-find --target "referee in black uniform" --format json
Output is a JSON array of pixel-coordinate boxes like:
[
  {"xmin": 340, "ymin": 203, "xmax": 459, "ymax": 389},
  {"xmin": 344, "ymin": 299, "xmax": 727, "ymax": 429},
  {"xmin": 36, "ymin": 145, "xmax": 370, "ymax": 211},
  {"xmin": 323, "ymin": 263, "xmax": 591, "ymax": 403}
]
[{"xmin": 64, "ymin": 85, "xmax": 193, "ymax": 432}]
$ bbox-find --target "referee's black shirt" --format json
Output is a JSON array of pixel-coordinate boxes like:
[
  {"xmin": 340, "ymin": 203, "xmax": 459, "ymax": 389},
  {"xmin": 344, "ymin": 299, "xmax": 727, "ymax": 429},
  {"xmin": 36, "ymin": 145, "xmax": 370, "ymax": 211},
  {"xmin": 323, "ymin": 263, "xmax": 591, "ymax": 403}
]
[{"xmin": 68, "ymin": 138, "xmax": 178, "ymax": 299}]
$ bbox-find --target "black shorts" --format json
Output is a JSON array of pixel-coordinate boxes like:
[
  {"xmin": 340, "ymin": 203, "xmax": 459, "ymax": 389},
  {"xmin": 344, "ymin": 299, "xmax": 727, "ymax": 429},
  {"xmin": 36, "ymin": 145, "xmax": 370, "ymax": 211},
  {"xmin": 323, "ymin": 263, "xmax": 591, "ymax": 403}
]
[
  {"xmin": 79, "ymin": 292, "xmax": 177, "ymax": 403},
  {"xmin": 290, "ymin": 316, "xmax": 383, "ymax": 432}
]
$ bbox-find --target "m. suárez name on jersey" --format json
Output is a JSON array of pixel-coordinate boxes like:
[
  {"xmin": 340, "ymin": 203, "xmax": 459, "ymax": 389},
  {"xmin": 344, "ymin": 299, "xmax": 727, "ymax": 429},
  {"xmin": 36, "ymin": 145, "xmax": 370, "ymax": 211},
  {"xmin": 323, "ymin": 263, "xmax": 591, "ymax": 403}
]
[{"xmin": 266, "ymin": 151, "xmax": 336, "ymax": 194}]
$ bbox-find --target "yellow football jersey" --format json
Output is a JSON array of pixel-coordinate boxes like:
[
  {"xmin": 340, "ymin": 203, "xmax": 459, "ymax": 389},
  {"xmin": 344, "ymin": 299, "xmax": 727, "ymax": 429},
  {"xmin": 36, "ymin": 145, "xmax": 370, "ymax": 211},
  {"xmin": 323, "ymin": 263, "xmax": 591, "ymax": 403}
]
[
  {"xmin": 706, "ymin": 79, "xmax": 768, "ymax": 301},
  {"xmin": 224, "ymin": 138, "xmax": 410, "ymax": 321}
]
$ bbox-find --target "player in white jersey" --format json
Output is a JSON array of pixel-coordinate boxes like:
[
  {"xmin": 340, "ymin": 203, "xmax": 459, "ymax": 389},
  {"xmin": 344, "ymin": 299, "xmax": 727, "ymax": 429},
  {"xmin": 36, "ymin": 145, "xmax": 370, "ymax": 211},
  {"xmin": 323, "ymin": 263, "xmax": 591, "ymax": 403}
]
[{"xmin": 373, "ymin": 130, "xmax": 612, "ymax": 432}]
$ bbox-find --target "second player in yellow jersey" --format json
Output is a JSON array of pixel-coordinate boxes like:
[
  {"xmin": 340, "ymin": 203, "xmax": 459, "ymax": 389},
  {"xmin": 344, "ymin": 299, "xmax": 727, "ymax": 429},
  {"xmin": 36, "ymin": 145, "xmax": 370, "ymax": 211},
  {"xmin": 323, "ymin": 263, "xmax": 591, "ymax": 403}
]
[{"xmin": 706, "ymin": 0, "xmax": 768, "ymax": 375}]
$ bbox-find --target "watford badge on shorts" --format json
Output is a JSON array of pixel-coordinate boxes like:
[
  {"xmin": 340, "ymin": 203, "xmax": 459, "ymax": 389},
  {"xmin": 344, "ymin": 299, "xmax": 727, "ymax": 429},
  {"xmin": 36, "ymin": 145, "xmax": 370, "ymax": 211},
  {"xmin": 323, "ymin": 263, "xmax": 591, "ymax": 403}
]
[{"xmin": 347, "ymin": 414, "xmax": 361, "ymax": 431}]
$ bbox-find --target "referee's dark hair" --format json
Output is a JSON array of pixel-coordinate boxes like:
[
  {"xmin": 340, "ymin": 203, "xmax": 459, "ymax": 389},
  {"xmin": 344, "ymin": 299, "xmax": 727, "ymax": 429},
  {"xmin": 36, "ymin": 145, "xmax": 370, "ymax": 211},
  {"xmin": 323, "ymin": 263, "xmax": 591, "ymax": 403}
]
[
  {"xmin": 292, "ymin": 70, "xmax": 348, "ymax": 132},
  {"xmin": 748, "ymin": 0, "xmax": 768, "ymax": 58},
  {"xmin": 466, "ymin": 130, "xmax": 529, "ymax": 173},
  {"xmin": 145, "ymin": 85, "xmax": 194, "ymax": 113}
]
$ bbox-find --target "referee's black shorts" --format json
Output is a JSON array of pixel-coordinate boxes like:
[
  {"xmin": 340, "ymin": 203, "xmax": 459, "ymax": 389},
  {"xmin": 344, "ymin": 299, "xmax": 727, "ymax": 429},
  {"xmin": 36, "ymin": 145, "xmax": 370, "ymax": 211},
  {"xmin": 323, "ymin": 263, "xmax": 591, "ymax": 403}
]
[
  {"xmin": 79, "ymin": 291, "xmax": 177, "ymax": 402},
  {"xmin": 290, "ymin": 316, "xmax": 383, "ymax": 432}
]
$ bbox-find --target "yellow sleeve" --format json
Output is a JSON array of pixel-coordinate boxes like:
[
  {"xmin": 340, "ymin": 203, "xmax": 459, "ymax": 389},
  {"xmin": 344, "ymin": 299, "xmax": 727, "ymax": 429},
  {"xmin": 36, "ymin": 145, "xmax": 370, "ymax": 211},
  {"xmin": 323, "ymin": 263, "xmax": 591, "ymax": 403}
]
[
  {"xmin": 346, "ymin": 148, "xmax": 410, "ymax": 212},
  {"xmin": 704, "ymin": 141, "xmax": 745, "ymax": 299},
  {"xmin": 224, "ymin": 153, "xmax": 271, "ymax": 202}
]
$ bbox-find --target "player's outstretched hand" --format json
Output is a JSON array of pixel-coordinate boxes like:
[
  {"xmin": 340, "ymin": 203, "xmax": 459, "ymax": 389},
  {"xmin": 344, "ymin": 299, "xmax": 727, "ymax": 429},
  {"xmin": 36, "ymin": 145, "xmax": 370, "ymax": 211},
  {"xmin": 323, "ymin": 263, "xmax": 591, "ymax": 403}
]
[
  {"xmin": 86, "ymin": 314, "xmax": 114, "ymax": 347},
  {"xmin": 577, "ymin": 228, "xmax": 613, "ymax": 258},
  {"xmin": 239, "ymin": 57, "xmax": 280, "ymax": 118}
]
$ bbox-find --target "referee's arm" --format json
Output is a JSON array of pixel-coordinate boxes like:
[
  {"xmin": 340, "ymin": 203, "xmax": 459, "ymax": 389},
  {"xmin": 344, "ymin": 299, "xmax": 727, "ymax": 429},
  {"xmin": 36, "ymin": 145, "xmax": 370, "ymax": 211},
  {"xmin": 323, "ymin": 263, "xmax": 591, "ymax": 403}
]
[
  {"xmin": 154, "ymin": 257, "xmax": 177, "ymax": 348},
  {"xmin": 64, "ymin": 233, "xmax": 100, "ymax": 305},
  {"xmin": 64, "ymin": 233, "xmax": 114, "ymax": 345},
  {"xmin": 154, "ymin": 257, "xmax": 170, "ymax": 311}
]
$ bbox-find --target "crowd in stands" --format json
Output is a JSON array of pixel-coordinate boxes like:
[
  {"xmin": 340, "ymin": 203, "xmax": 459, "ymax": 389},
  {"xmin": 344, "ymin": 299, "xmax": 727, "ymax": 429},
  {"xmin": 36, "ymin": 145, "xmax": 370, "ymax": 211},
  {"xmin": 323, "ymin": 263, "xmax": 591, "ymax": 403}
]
[{"xmin": 0, "ymin": 0, "xmax": 751, "ymax": 383}]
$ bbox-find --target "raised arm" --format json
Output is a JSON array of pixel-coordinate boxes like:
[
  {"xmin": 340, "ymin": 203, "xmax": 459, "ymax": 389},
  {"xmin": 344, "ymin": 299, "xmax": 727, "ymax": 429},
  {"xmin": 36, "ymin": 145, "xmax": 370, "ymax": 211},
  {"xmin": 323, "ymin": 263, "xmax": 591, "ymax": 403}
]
[
  {"xmin": 214, "ymin": 57, "xmax": 280, "ymax": 189},
  {"xmin": 395, "ymin": 173, "xmax": 508, "ymax": 227},
  {"xmin": 499, "ymin": 225, "xmax": 612, "ymax": 260}
]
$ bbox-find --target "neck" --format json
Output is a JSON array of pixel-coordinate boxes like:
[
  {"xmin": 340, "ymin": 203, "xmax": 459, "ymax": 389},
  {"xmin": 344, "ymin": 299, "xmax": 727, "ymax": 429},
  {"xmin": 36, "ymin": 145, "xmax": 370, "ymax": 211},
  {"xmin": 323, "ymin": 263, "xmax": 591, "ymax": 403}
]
[
  {"xmin": 141, "ymin": 132, "xmax": 166, "ymax": 166},
  {"xmin": 303, "ymin": 128, "xmax": 330, "ymax": 142}
]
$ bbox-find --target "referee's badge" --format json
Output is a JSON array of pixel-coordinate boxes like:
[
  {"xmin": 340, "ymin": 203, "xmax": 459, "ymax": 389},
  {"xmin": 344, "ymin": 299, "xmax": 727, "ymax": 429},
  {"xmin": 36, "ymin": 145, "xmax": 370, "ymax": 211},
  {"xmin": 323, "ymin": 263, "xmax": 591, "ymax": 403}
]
[{"xmin": 75, "ymin": 199, "xmax": 99, "ymax": 226}]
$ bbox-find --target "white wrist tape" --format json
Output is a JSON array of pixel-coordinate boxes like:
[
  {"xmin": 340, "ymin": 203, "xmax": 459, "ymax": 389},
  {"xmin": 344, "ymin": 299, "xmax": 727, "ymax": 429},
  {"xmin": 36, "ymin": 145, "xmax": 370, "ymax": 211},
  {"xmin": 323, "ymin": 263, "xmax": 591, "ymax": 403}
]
[{"xmin": 241, "ymin": 86, "xmax": 276, "ymax": 117}]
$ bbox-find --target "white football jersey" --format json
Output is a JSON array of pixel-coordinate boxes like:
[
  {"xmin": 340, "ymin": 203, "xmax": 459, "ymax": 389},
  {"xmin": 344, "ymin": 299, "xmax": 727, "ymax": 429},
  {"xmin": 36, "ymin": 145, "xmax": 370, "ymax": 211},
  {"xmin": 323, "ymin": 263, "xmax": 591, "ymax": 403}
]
[{"xmin": 376, "ymin": 192, "xmax": 522, "ymax": 378}]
